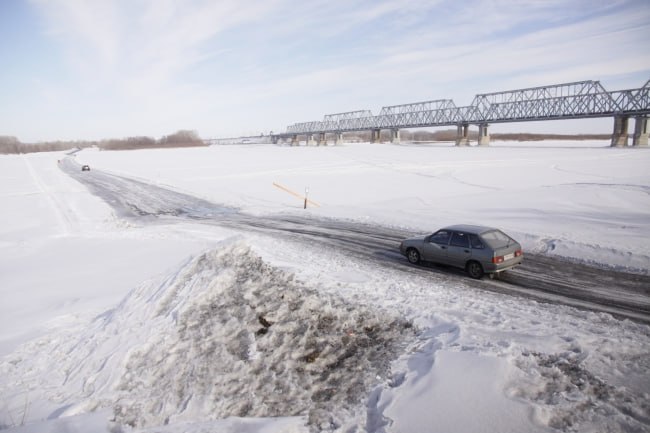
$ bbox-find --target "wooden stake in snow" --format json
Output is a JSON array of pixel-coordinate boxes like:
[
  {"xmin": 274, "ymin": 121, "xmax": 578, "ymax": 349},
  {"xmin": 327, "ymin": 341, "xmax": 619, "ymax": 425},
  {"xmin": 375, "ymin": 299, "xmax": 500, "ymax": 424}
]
[{"xmin": 272, "ymin": 182, "xmax": 320, "ymax": 208}]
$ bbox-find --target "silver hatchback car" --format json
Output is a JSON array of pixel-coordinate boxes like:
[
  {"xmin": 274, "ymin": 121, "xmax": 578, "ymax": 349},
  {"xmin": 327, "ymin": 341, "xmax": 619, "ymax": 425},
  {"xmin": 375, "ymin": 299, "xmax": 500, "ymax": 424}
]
[{"xmin": 399, "ymin": 224, "xmax": 523, "ymax": 279}]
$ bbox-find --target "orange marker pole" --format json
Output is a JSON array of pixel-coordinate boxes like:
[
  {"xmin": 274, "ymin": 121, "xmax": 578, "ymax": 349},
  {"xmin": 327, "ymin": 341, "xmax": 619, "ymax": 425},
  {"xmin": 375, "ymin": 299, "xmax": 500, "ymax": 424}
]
[{"xmin": 272, "ymin": 182, "xmax": 320, "ymax": 208}]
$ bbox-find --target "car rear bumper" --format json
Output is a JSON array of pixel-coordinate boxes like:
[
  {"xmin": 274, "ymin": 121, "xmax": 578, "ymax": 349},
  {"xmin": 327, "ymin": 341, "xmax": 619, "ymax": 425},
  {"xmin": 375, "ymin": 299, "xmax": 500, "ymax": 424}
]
[{"xmin": 483, "ymin": 256, "xmax": 523, "ymax": 273}]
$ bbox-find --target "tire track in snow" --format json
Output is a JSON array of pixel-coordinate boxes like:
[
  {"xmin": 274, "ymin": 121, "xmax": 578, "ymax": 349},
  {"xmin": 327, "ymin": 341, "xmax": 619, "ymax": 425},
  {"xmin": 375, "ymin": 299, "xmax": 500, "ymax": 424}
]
[{"xmin": 23, "ymin": 155, "xmax": 76, "ymax": 235}]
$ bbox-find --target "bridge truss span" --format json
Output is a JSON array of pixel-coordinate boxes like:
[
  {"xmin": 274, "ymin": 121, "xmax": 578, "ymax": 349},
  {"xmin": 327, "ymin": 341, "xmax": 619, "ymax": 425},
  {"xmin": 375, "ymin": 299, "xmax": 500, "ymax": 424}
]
[
  {"xmin": 472, "ymin": 81, "xmax": 619, "ymax": 122},
  {"xmin": 610, "ymin": 84, "xmax": 650, "ymax": 115},
  {"xmin": 376, "ymin": 99, "xmax": 459, "ymax": 128},
  {"xmin": 322, "ymin": 110, "xmax": 373, "ymax": 132},
  {"xmin": 275, "ymin": 78, "xmax": 649, "ymax": 147}
]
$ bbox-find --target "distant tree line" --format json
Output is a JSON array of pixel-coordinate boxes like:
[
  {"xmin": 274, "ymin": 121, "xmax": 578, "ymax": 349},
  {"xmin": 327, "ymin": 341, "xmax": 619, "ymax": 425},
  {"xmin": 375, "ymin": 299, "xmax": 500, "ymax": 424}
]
[
  {"xmin": 2, "ymin": 129, "xmax": 612, "ymax": 154},
  {"xmin": 0, "ymin": 130, "xmax": 206, "ymax": 154}
]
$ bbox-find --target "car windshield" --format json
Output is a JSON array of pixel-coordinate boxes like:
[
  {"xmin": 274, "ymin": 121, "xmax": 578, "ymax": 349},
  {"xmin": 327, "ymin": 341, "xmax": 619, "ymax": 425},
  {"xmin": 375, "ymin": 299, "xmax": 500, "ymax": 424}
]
[{"xmin": 479, "ymin": 230, "xmax": 513, "ymax": 249}]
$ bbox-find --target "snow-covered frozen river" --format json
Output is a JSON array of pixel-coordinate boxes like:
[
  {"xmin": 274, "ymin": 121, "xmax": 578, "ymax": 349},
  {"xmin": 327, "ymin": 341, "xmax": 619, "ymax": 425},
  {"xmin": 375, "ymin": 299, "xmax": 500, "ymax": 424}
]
[
  {"xmin": 59, "ymin": 157, "xmax": 650, "ymax": 323},
  {"xmin": 1, "ymin": 141, "xmax": 649, "ymax": 432}
]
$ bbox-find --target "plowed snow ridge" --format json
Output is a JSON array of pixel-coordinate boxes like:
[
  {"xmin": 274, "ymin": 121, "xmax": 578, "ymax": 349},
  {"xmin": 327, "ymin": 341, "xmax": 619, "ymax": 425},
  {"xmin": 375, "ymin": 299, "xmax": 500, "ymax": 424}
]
[{"xmin": 1, "ymin": 241, "xmax": 416, "ymax": 430}]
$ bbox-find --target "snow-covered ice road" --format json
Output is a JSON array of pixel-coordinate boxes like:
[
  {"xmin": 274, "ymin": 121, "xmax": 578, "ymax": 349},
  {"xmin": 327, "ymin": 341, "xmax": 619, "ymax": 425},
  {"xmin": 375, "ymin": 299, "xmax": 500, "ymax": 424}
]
[{"xmin": 60, "ymin": 158, "xmax": 650, "ymax": 324}]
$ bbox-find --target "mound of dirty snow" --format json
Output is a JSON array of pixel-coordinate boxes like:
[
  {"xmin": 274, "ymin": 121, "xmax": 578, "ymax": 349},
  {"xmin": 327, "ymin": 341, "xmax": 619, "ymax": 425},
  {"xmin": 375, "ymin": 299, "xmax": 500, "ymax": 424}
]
[{"xmin": 1, "ymin": 240, "xmax": 416, "ymax": 432}]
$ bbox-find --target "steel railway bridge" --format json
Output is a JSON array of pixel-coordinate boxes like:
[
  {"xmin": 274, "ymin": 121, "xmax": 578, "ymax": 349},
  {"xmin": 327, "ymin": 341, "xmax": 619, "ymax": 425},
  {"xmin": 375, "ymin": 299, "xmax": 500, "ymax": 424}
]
[{"xmin": 270, "ymin": 79, "xmax": 650, "ymax": 147}]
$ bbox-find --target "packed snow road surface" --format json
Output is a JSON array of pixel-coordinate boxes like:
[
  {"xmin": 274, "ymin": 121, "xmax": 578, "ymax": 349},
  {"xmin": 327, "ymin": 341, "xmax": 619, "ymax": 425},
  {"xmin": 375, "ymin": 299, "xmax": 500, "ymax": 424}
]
[{"xmin": 60, "ymin": 158, "xmax": 650, "ymax": 323}]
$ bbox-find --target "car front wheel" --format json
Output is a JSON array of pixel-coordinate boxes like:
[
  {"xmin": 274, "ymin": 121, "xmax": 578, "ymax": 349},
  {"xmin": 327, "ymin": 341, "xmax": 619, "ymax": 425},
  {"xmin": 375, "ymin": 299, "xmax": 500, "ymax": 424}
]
[
  {"xmin": 466, "ymin": 261, "xmax": 484, "ymax": 279},
  {"xmin": 406, "ymin": 248, "xmax": 420, "ymax": 264}
]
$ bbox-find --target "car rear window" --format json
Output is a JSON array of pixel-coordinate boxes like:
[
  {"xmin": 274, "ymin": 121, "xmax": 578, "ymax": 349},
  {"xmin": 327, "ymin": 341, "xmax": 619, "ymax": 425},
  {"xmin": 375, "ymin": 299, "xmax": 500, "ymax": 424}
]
[
  {"xmin": 469, "ymin": 234, "xmax": 484, "ymax": 249},
  {"xmin": 480, "ymin": 230, "xmax": 514, "ymax": 249}
]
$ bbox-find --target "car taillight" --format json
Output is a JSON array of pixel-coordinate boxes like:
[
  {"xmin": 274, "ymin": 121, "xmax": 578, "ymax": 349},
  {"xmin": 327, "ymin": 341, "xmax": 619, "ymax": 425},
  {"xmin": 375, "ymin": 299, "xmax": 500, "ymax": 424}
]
[
  {"xmin": 515, "ymin": 249, "xmax": 523, "ymax": 257},
  {"xmin": 492, "ymin": 255, "xmax": 504, "ymax": 264}
]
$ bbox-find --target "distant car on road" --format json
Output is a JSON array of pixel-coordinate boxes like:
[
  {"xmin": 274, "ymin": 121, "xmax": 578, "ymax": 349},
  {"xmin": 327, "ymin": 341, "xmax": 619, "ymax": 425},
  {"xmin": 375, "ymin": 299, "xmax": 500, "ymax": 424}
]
[
  {"xmin": 81, "ymin": 165, "xmax": 90, "ymax": 171},
  {"xmin": 399, "ymin": 224, "xmax": 523, "ymax": 279}
]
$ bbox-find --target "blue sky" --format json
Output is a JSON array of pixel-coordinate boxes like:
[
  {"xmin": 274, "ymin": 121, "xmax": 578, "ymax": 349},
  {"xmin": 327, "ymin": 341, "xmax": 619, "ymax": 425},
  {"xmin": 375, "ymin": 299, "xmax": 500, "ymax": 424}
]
[{"xmin": 1, "ymin": 0, "xmax": 649, "ymax": 142}]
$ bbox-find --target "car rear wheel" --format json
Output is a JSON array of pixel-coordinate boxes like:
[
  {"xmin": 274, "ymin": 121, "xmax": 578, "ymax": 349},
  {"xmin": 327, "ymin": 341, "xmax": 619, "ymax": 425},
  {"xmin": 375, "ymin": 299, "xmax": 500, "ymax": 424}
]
[
  {"xmin": 466, "ymin": 261, "xmax": 484, "ymax": 279},
  {"xmin": 406, "ymin": 248, "xmax": 420, "ymax": 264}
]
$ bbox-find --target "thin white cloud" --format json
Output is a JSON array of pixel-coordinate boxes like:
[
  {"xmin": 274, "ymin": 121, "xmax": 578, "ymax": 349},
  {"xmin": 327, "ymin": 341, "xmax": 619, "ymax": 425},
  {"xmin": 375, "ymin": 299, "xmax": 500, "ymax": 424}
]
[
  {"xmin": 30, "ymin": 0, "xmax": 120, "ymax": 75},
  {"xmin": 8, "ymin": 0, "xmax": 650, "ymax": 140},
  {"xmin": 30, "ymin": 0, "xmax": 278, "ymax": 95},
  {"xmin": 367, "ymin": 1, "xmax": 650, "ymax": 92}
]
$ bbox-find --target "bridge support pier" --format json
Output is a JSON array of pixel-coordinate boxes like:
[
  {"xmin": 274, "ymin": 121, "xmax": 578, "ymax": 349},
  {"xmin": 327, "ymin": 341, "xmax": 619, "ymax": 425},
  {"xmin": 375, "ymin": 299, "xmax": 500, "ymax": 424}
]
[
  {"xmin": 455, "ymin": 123, "xmax": 470, "ymax": 146},
  {"xmin": 632, "ymin": 116, "xmax": 648, "ymax": 147},
  {"xmin": 335, "ymin": 132, "xmax": 343, "ymax": 145},
  {"xmin": 611, "ymin": 116, "xmax": 629, "ymax": 147},
  {"xmin": 390, "ymin": 128, "xmax": 400, "ymax": 144},
  {"xmin": 371, "ymin": 128, "xmax": 381, "ymax": 143},
  {"xmin": 477, "ymin": 123, "xmax": 490, "ymax": 146},
  {"xmin": 317, "ymin": 133, "xmax": 327, "ymax": 146},
  {"xmin": 307, "ymin": 134, "xmax": 316, "ymax": 146},
  {"xmin": 290, "ymin": 135, "xmax": 299, "ymax": 146}
]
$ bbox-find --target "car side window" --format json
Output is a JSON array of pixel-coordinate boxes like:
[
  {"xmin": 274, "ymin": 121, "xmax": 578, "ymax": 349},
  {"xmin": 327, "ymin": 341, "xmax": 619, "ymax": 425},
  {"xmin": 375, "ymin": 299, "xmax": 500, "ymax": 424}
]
[
  {"xmin": 450, "ymin": 231, "xmax": 470, "ymax": 248},
  {"xmin": 469, "ymin": 234, "xmax": 485, "ymax": 249},
  {"xmin": 429, "ymin": 230, "xmax": 451, "ymax": 245}
]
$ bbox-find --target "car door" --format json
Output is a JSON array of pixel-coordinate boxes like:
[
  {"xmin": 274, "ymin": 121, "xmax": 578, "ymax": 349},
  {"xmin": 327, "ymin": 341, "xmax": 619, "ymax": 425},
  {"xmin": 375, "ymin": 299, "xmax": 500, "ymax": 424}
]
[
  {"xmin": 446, "ymin": 231, "xmax": 472, "ymax": 268},
  {"xmin": 421, "ymin": 230, "xmax": 451, "ymax": 264}
]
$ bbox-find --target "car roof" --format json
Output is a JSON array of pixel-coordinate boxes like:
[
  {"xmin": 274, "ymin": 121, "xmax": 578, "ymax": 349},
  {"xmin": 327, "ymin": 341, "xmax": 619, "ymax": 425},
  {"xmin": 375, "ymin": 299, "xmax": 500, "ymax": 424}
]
[{"xmin": 441, "ymin": 224, "xmax": 497, "ymax": 234}]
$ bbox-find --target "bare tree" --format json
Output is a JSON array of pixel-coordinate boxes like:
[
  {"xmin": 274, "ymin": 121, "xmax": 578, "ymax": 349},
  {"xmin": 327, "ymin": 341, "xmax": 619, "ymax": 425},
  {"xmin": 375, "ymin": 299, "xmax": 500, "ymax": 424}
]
[{"xmin": 0, "ymin": 136, "xmax": 20, "ymax": 154}]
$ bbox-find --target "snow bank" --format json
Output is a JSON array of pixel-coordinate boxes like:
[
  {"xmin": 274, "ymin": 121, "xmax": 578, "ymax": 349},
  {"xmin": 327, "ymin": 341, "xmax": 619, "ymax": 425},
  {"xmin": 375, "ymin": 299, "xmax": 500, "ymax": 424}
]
[
  {"xmin": 1, "ymin": 240, "xmax": 416, "ymax": 432},
  {"xmin": 249, "ymin": 232, "xmax": 650, "ymax": 432},
  {"xmin": 2, "ymin": 144, "xmax": 650, "ymax": 433},
  {"xmin": 512, "ymin": 350, "xmax": 650, "ymax": 431},
  {"xmin": 376, "ymin": 350, "xmax": 546, "ymax": 433},
  {"xmin": 5, "ymin": 232, "xmax": 649, "ymax": 432}
]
